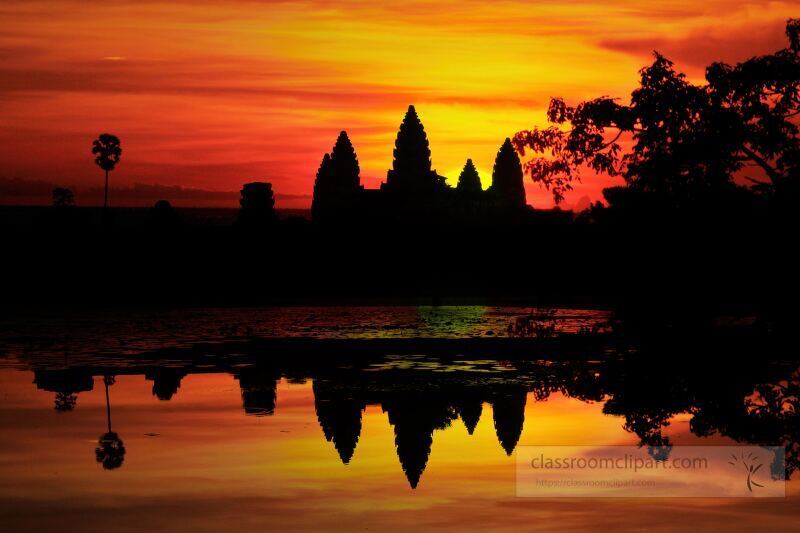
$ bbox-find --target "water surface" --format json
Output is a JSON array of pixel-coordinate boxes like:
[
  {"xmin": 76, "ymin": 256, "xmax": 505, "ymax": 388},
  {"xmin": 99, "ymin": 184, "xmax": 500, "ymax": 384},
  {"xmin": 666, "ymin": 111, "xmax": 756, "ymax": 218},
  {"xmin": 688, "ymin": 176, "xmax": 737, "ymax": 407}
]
[{"xmin": 0, "ymin": 307, "xmax": 797, "ymax": 531}]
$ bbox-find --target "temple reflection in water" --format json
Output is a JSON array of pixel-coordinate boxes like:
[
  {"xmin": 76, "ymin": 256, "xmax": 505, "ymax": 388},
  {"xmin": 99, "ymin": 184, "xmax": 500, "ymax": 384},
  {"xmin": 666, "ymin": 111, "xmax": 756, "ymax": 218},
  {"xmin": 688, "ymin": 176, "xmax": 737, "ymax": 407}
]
[{"xmin": 23, "ymin": 349, "xmax": 800, "ymax": 489}]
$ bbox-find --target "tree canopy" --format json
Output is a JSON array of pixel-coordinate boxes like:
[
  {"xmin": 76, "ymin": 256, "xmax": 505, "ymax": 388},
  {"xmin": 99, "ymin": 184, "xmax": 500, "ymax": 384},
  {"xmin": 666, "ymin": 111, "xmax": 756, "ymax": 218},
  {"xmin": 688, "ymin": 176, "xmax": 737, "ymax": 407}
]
[
  {"xmin": 52, "ymin": 187, "xmax": 75, "ymax": 207},
  {"xmin": 92, "ymin": 134, "xmax": 122, "ymax": 172}
]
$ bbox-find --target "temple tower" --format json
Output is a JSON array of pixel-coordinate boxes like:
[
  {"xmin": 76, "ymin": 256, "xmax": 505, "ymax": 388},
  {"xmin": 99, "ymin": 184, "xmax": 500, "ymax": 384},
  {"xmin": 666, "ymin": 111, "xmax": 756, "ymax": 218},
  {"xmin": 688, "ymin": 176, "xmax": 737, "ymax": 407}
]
[
  {"xmin": 383, "ymin": 105, "xmax": 446, "ymax": 195},
  {"xmin": 489, "ymin": 138, "xmax": 526, "ymax": 208},
  {"xmin": 312, "ymin": 131, "xmax": 363, "ymax": 221}
]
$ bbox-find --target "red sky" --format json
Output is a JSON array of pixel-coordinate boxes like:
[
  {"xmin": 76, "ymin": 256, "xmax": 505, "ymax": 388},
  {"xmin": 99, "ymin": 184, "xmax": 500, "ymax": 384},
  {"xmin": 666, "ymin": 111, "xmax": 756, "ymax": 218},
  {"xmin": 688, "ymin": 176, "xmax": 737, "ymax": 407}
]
[{"xmin": 0, "ymin": 1, "xmax": 796, "ymax": 208}]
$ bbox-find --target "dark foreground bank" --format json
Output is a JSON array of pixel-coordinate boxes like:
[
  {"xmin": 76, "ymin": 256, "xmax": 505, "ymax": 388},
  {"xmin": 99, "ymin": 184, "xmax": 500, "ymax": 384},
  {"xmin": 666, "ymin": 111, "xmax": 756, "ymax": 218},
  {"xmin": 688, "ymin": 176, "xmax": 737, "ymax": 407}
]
[{"xmin": 2, "ymin": 211, "xmax": 797, "ymax": 327}]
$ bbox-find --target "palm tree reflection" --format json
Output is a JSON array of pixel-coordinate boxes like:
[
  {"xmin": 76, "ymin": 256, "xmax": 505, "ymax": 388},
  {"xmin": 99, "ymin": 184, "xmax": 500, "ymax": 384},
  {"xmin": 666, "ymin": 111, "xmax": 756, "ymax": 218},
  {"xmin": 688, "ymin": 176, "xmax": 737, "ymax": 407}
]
[{"xmin": 95, "ymin": 375, "xmax": 125, "ymax": 470}]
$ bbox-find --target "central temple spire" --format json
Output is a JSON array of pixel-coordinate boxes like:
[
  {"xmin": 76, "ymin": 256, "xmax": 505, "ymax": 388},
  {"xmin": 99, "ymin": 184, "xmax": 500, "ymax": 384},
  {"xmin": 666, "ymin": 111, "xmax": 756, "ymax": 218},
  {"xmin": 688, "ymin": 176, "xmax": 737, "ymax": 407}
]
[
  {"xmin": 384, "ymin": 105, "xmax": 445, "ymax": 194},
  {"xmin": 391, "ymin": 105, "xmax": 431, "ymax": 178}
]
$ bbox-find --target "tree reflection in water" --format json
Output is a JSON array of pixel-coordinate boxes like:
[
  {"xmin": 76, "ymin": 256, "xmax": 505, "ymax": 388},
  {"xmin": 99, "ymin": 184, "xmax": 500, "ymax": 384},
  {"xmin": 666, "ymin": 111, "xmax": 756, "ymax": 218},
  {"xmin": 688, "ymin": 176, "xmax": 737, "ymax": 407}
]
[{"xmin": 95, "ymin": 375, "xmax": 126, "ymax": 471}]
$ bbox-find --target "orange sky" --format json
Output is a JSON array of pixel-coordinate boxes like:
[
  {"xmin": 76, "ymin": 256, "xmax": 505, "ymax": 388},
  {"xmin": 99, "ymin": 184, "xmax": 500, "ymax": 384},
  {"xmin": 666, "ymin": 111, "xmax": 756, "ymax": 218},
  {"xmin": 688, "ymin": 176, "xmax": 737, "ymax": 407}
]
[{"xmin": 0, "ymin": 1, "xmax": 797, "ymax": 208}]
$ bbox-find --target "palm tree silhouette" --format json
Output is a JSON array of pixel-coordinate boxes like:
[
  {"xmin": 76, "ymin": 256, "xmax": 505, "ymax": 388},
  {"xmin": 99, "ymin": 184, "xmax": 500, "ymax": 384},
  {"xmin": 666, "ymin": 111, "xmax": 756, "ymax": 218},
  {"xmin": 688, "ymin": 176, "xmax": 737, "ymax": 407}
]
[
  {"xmin": 95, "ymin": 375, "xmax": 125, "ymax": 470},
  {"xmin": 91, "ymin": 134, "xmax": 122, "ymax": 215}
]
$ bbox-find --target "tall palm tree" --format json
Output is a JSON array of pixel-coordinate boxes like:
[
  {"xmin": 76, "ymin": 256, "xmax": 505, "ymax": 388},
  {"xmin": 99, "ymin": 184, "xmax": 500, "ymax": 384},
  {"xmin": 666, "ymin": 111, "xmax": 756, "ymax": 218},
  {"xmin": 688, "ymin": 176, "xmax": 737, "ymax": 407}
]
[
  {"xmin": 91, "ymin": 134, "xmax": 122, "ymax": 214},
  {"xmin": 95, "ymin": 375, "xmax": 125, "ymax": 470}
]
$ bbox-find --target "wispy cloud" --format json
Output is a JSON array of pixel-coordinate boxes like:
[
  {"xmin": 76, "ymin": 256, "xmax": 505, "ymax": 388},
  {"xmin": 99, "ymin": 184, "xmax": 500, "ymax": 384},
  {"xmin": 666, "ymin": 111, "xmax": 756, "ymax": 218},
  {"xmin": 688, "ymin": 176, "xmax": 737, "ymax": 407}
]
[{"xmin": 599, "ymin": 18, "xmax": 791, "ymax": 72}]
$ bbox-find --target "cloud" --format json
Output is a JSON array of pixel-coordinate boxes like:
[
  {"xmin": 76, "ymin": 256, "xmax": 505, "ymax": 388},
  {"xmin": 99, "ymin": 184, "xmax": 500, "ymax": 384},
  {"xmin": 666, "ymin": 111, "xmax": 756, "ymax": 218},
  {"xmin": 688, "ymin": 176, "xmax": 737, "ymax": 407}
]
[
  {"xmin": 598, "ymin": 19, "xmax": 791, "ymax": 72},
  {"xmin": 0, "ymin": 56, "xmax": 543, "ymax": 111},
  {"xmin": 0, "ymin": 43, "xmax": 43, "ymax": 61}
]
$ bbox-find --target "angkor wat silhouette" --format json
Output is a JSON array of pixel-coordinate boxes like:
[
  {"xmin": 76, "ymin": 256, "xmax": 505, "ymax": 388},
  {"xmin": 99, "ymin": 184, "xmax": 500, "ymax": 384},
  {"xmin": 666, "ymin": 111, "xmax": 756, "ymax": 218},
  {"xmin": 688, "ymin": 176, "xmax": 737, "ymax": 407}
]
[{"xmin": 312, "ymin": 105, "xmax": 529, "ymax": 223}]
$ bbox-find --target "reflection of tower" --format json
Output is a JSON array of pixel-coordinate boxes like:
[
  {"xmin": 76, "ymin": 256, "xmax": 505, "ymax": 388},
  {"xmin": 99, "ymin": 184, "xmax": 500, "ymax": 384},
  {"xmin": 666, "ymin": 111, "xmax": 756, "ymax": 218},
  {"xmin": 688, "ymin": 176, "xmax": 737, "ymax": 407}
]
[
  {"xmin": 382, "ymin": 394, "xmax": 458, "ymax": 489},
  {"xmin": 491, "ymin": 388, "xmax": 527, "ymax": 455},
  {"xmin": 235, "ymin": 366, "xmax": 280, "ymax": 416},
  {"xmin": 145, "ymin": 367, "xmax": 186, "ymax": 401},
  {"xmin": 33, "ymin": 368, "xmax": 94, "ymax": 412},
  {"xmin": 454, "ymin": 395, "xmax": 483, "ymax": 435},
  {"xmin": 313, "ymin": 379, "xmax": 366, "ymax": 464}
]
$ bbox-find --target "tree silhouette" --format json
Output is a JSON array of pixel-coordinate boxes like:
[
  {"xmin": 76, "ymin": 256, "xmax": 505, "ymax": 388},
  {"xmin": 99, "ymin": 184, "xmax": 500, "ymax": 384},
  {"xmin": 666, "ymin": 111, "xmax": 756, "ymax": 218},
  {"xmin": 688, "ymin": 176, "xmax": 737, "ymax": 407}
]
[
  {"xmin": 33, "ymin": 368, "xmax": 94, "ymax": 412},
  {"xmin": 706, "ymin": 20, "xmax": 800, "ymax": 189},
  {"xmin": 91, "ymin": 134, "xmax": 122, "ymax": 213},
  {"xmin": 96, "ymin": 431, "xmax": 125, "ymax": 470},
  {"xmin": 52, "ymin": 187, "xmax": 75, "ymax": 207},
  {"xmin": 489, "ymin": 138, "xmax": 526, "ymax": 208},
  {"xmin": 95, "ymin": 375, "xmax": 125, "ymax": 470},
  {"xmin": 456, "ymin": 159, "xmax": 482, "ymax": 195},
  {"xmin": 54, "ymin": 391, "xmax": 78, "ymax": 412},
  {"xmin": 689, "ymin": 367, "xmax": 800, "ymax": 480},
  {"xmin": 384, "ymin": 105, "xmax": 446, "ymax": 193},
  {"xmin": 512, "ymin": 19, "xmax": 800, "ymax": 207}
]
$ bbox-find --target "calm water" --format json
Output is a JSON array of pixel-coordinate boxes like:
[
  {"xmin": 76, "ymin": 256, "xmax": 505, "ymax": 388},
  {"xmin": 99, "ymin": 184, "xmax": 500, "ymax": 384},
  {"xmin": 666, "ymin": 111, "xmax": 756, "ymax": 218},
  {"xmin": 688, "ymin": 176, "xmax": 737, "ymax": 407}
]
[{"xmin": 0, "ymin": 307, "xmax": 798, "ymax": 531}]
